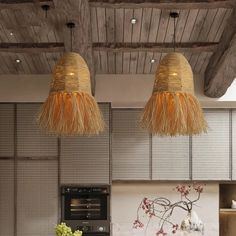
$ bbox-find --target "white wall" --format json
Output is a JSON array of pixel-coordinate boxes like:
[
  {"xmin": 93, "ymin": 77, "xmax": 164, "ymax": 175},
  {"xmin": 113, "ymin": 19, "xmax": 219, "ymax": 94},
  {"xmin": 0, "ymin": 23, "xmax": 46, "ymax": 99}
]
[
  {"xmin": 0, "ymin": 75, "xmax": 51, "ymax": 102},
  {"xmin": 0, "ymin": 74, "xmax": 236, "ymax": 108},
  {"xmin": 96, "ymin": 74, "xmax": 236, "ymax": 108},
  {"xmin": 112, "ymin": 183, "xmax": 219, "ymax": 236}
]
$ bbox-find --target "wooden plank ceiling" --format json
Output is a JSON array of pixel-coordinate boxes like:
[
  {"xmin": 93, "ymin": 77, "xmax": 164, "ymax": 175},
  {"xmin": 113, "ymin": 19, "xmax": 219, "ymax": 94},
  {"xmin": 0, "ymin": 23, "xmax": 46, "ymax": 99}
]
[
  {"xmin": 0, "ymin": 0, "xmax": 236, "ymax": 97},
  {"xmin": 91, "ymin": 7, "xmax": 233, "ymax": 74},
  {"xmin": 0, "ymin": 3, "xmax": 63, "ymax": 74},
  {"xmin": 0, "ymin": 0, "xmax": 94, "ymax": 84}
]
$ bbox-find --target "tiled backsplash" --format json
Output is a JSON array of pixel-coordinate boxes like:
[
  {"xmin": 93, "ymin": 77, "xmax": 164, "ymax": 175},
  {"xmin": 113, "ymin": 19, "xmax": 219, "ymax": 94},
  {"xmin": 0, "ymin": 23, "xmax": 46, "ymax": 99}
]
[{"xmin": 111, "ymin": 183, "xmax": 219, "ymax": 236}]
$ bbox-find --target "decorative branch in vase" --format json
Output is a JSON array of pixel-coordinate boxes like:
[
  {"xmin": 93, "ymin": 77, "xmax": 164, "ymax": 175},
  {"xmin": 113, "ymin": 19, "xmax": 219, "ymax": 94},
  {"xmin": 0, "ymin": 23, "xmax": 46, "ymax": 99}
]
[{"xmin": 133, "ymin": 184, "xmax": 205, "ymax": 236}]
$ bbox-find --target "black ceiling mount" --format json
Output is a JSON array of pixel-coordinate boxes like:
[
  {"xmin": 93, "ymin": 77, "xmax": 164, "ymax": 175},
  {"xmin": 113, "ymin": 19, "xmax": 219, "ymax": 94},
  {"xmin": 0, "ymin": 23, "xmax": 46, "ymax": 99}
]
[
  {"xmin": 41, "ymin": 4, "xmax": 50, "ymax": 11},
  {"xmin": 66, "ymin": 22, "xmax": 76, "ymax": 52},
  {"xmin": 170, "ymin": 12, "xmax": 179, "ymax": 18},
  {"xmin": 41, "ymin": 5, "xmax": 50, "ymax": 18},
  {"xmin": 66, "ymin": 22, "xmax": 76, "ymax": 29}
]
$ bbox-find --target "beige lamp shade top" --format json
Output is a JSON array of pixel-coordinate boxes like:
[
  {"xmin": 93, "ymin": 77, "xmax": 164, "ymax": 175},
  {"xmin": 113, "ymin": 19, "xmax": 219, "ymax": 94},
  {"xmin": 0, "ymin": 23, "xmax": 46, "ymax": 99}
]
[
  {"xmin": 141, "ymin": 52, "xmax": 207, "ymax": 136},
  {"xmin": 50, "ymin": 52, "xmax": 91, "ymax": 95},
  {"xmin": 153, "ymin": 52, "xmax": 194, "ymax": 94},
  {"xmin": 37, "ymin": 52, "xmax": 105, "ymax": 136}
]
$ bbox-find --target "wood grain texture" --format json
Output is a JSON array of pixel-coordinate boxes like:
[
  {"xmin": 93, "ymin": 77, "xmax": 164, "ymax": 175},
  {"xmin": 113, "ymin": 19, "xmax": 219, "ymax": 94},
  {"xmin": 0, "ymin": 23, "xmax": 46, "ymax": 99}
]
[
  {"xmin": 93, "ymin": 42, "xmax": 218, "ymax": 52},
  {"xmin": 89, "ymin": 0, "xmax": 236, "ymax": 9},
  {"xmin": 204, "ymin": 8, "xmax": 236, "ymax": 97},
  {"xmin": 0, "ymin": 42, "xmax": 64, "ymax": 53},
  {"xmin": 220, "ymin": 184, "xmax": 236, "ymax": 236}
]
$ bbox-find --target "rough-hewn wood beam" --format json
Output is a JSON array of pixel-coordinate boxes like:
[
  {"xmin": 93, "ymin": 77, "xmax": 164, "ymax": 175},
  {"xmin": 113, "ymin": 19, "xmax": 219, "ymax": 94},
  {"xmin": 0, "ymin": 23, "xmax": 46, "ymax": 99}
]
[
  {"xmin": 0, "ymin": 42, "xmax": 64, "ymax": 53},
  {"xmin": 93, "ymin": 42, "xmax": 218, "ymax": 53},
  {"xmin": 0, "ymin": 0, "xmax": 54, "ymax": 7},
  {"xmin": 204, "ymin": 9, "xmax": 236, "ymax": 98},
  {"xmin": 89, "ymin": 0, "xmax": 236, "ymax": 9}
]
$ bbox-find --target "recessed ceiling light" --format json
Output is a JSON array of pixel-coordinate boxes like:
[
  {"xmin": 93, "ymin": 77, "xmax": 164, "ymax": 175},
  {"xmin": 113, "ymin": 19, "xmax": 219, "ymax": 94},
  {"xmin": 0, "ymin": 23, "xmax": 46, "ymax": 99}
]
[
  {"xmin": 15, "ymin": 59, "xmax": 21, "ymax": 63},
  {"xmin": 130, "ymin": 18, "xmax": 137, "ymax": 24},
  {"xmin": 10, "ymin": 32, "xmax": 14, "ymax": 36},
  {"xmin": 150, "ymin": 59, "xmax": 156, "ymax": 63}
]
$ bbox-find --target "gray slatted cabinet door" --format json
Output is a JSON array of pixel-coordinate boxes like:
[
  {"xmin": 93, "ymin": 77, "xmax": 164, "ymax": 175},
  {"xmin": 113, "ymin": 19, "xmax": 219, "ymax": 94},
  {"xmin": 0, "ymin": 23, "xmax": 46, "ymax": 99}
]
[
  {"xmin": 17, "ymin": 104, "xmax": 58, "ymax": 158},
  {"xmin": 61, "ymin": 104, "xmax": 110, "ymax": 184},
  {"xmin": 17, "ymin": 161, "xmax": 58, "ymax": 236},
  {"xmin": 232, "ymin": 110, "xmax": 236, "ymax": 180},
  {"xmin": 192, "ymin": 110, "xmax": 230, "ymax": 180},
  {"xmin": 0, "ymin": 104, "xmax": 14, "ymax": 157},
  {"xmin": 152, "ymin": 136, "xmax": 190, "ymax": 180},
  {"xmin": 112, "ymin": 110, "xmax": 150, "ymax": 180},
  {"xmin": 0, "ymin": 160, "xmax": 14, "ymax": 236}
]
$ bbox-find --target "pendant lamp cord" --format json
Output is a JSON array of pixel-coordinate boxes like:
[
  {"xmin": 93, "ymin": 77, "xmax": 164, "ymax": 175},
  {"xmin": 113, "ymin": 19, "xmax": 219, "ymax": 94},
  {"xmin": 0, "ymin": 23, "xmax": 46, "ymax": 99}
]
[
  {"xmin": 70, "ymin": 27, "xmax": 73, "ymax": 52},
  {"xmin": 173, "ymin": 16, "xmax": 176, "ymax": 52},
  {"xmin": 170, "ymin": 12, "xmax": 179, "ymax": 52},
  {"xmin": 66, "ymin": 22, "xmax": 75, "ymax": 52}
]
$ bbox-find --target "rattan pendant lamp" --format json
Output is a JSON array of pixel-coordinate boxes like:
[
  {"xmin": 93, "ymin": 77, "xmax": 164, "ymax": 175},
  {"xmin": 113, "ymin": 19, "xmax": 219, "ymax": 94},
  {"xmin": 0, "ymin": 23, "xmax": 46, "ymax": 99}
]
[
  {"xmin": 140, "ymin": 12, "xmax": 207, "ymax": 136},
  {"xmin": 37, "ymin": 22, "xmax": 104, "ymax": 136}
]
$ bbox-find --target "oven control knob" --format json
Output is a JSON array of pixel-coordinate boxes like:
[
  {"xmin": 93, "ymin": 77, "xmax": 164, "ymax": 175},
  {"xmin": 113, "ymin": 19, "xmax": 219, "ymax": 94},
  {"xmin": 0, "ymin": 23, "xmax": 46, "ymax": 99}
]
[
  {"xmin": 98, "ymin": 227, "xmax": 104, "ymax": 232},
  {"xmin": 82, "ymin": 226, "xmax": 89, "ymax": 232}
]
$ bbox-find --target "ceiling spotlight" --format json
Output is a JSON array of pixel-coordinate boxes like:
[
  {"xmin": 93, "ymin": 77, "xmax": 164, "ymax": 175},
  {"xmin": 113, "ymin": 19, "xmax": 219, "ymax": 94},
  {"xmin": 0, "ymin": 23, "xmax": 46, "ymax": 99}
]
[
  {"xmin": 10, "ymin": 32, "xmax": 14, "ymax": 36},
  {"xmin": 130, "ymin": 18, "xmax": 137, "ymax": 24},
  {"xmin": 15, "ymin": 59, "xmax": 21, "ymax": 63},
  {"xmin": 150, "ymin": 59, "xmax": 156, "ymax": 63}
]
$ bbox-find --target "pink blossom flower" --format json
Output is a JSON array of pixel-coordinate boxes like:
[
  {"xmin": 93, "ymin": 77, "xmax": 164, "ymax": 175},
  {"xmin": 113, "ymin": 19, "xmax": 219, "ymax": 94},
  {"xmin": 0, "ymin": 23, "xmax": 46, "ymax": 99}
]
[
  {"xmin": 156, "ymin": 228, "xmax": 167, "ymax": 236},
  {"xmin": 133, "ymin": 219, "xmax": 144, "ymax": 229},
  {"xmin": 176, "ymin": 185, "xmax": 191, "ymax": 196},
  {"xmin": 193, "ymin": 184, "xmax": 204, "ymax": 193}
]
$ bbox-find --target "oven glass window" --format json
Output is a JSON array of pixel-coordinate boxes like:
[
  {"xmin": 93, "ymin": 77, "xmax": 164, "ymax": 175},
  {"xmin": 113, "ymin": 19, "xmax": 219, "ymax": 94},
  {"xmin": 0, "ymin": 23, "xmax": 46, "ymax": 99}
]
[{"xmin": 64, "ymin": 194, "xmax": 107, "ymax": 220}]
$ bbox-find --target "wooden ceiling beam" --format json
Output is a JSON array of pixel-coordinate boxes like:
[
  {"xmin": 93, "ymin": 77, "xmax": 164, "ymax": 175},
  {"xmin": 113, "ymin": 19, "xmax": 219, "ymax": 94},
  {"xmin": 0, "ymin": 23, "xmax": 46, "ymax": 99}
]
[
  {"xmin": 89, "ymin": 0, "xmax": 236, "ymax": 9},
  {"xmin": 0, "ymin": 42, "xmax": 64, "ymax": 53},
  {"xmin": 92, "ymin": 42, "xmax": 218, "ymax": 53},
  {"xmin": 0, "ymin": 0, "xmax": 54, "ymax": 8},
  {"xmin": 204, "ymin": 9, "xmax": 236, "ymax": 98}
]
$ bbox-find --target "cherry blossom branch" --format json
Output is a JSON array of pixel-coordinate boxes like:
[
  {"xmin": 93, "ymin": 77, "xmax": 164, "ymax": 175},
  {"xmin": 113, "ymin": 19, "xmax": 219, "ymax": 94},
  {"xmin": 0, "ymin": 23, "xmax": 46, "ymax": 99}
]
[{"xmin": 133, "ymin": 184, "xmax": 204, "ymax": 235}]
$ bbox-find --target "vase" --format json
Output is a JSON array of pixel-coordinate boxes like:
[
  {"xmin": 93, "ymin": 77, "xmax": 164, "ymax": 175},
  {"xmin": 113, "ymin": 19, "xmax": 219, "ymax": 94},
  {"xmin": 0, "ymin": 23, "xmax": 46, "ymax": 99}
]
[{"xmin": 180, "ymin": 210, "xmax": 204, "ymax": 235}]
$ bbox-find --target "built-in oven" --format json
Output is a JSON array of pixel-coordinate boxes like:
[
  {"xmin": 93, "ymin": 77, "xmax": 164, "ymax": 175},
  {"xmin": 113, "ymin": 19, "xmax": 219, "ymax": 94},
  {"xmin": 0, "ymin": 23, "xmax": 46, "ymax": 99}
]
[{"xmin": 61, "ymin": 186, "xmax": 110, "ymax": 234}]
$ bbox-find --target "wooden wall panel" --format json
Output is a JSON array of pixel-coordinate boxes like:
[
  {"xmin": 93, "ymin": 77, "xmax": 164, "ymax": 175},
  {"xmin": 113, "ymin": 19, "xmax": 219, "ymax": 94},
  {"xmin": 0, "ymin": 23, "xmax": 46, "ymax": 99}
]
[
  {"xmin": 112, "ymin": 109, "xmax": 150, "ymax": 180},
  {"xmin": 192, "ymin": 110, "xmax": 230, "ymax": 180},
  {"xmin": 0, "ymin": 104, "xmax": 14, "ymax": 157},
  {"xmin": 17, "ymin": 104, "xmax": 58, "ymax": 158},
  {"xmin": 0, "ymin": 160, "xmax": 14, "ymax": 236},
  {"xmin": 17, "ymin": 161, "xmax": 58, "ymax": 236}
]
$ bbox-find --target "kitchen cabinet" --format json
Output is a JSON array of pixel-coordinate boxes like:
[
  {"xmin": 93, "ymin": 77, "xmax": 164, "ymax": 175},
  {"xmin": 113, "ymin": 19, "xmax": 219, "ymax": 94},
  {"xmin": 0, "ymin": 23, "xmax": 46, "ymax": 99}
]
[
  {"xmin": 0, "ymin": 104, "xmax": 14, "ymax": 158},
  {"xmin": 16, "ymin": 104, "xmax": 58, "ymax": 158},
  {"xmin": 0, "ymin": 160, "xmax": 14, "ymax": 236},
  {"xmin": 232, "ymin": 110, "xmax": 236, "ymax": 180},
  {"xmin": 17, "ymin": 161, "xmax": 58, "ymax": 236},
  {"xmin": 192, "ymin": 110, "xmax": 230, "ymax": 180},
  {"xmin": 61, "ymin": 103, "xmax": 110, "ymax": 184},
  {"xmin": 152, "ymin": 136, "xmax": 190, "ymax": 180},
  {"xmin": 219, "ymin": 184, "xmax": 236, "ymax": 236},
  {"xmin": 112, "ymin": 110, "xmax": 150, "ymax": 180}
]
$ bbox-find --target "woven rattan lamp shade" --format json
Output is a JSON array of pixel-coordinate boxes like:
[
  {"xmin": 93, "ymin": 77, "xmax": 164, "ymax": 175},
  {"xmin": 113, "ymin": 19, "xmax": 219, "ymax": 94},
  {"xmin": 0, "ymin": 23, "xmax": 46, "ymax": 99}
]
[
  {"xmin": 37, "ymin": 52, "xmax": 104, "ymax": 136},
  {"xmin": 141, "ymin": 52, "xmax": 207, "ymax": 136}
]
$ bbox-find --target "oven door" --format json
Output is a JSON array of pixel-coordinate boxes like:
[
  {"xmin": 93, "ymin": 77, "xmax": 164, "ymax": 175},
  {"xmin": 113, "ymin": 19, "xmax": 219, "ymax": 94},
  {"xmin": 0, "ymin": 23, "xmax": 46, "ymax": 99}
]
[{"xmin": 64, "ymin": 193, "xmax": 108, "ymax": 220}]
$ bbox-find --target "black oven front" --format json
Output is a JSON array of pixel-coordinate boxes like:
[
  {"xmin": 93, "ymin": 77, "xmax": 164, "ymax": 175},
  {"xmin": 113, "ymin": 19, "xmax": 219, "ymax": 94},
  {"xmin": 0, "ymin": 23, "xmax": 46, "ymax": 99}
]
[{"xmin": 61, "ymin": 186, "xmax": 110, "ymax": 233}]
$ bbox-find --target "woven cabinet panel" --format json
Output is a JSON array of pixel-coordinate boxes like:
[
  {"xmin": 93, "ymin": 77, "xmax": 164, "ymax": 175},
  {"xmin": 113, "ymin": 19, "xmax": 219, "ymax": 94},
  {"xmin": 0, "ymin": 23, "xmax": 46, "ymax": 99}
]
[
  {"xmin": 232, "ymin": 110, "xmax": 236, "ymax": 180},
  {"xmin": 61, "ymin": 104, "xmax": 110, "ymax": 184},
  {"xmin": 152, "ymin": 136, "xmax": 190, "ymax": 180},
  {"xmin": 17, "ymin": 160, "xmax": 58, "ymax": 236},
  {"xmin": 112, "ymin": 110, "xmax": 150, "ymax": 180},
  {"xmin": 17, "ymin": 104, "xmax": 58, "ymax": 158},
  {"xmin": 192, "ymin": 110, "xmax": 230, "ymax": 180},
  {"xmin": 0, "ymin": 104, "xmax": 14, "ymax": 157},
  {"xmin": 0, "ymin": 160, "xmax": 14, "ymax": 236}
]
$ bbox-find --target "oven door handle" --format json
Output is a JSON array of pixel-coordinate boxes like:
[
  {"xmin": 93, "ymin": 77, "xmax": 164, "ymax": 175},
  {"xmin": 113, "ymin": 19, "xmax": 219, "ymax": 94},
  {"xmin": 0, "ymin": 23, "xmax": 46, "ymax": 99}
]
[{"xmin": 61, "ymin": 193, "xmax": 110, "ymax": 196}]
